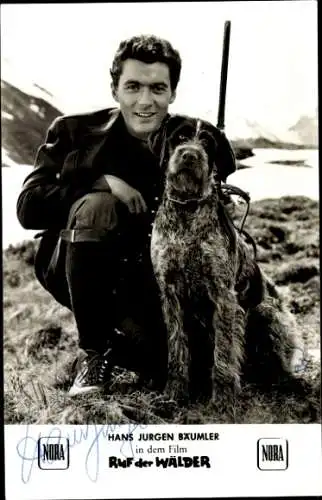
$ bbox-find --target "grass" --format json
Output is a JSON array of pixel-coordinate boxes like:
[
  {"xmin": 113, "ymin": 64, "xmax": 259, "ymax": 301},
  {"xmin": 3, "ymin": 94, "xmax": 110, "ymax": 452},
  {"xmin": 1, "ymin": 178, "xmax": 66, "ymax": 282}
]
[{"xmin": 3, "ymin": 196, "xmax": 321, "ymax": 425}]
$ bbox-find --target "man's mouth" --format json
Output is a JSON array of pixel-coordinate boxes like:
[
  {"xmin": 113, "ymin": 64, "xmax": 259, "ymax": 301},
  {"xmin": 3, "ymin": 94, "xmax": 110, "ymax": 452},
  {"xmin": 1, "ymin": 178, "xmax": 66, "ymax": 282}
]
[{"xmin": 135, "ymin": 112, "xmax": 156, "ymax": 119}]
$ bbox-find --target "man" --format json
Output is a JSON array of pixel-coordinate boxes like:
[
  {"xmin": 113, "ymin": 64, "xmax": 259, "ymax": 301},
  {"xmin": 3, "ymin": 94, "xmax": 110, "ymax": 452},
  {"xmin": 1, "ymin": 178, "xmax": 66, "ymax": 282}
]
[{"xmin": 17, "ymin": 35, "xmax": 237, "ymax": 396}]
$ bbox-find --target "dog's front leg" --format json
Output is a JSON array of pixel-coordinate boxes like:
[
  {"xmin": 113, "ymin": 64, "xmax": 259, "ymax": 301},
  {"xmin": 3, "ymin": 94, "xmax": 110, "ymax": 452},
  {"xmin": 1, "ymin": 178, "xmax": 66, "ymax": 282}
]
[
  {"xmin": 187, "ymin": 328, "xmax": 214, "ymax": 404},
  {"xmin": 160, "ymin": 283, "xmax": 190, "ymax": 403},
  {"xmin": 212, "ymin": 289, "xmax": 246, "ymax": 409},
  {"xmin": 181, "ymin": 295, "xmax": 215, "ymax": 404}
]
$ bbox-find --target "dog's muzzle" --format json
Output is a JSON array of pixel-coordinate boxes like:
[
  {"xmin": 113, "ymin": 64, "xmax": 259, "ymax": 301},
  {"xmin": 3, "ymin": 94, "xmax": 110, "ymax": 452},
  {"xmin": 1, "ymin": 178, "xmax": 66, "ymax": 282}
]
[{"xmin": 171, "ymin": 145, "xmax": 203, "ymax": 174}]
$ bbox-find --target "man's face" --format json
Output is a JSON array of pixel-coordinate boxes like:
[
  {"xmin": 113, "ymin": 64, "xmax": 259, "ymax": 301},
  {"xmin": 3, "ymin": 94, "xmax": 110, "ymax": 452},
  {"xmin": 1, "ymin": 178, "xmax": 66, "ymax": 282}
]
[{"xmin": 112, "ymin": 58, "xmax": 176, "ymax": 140}]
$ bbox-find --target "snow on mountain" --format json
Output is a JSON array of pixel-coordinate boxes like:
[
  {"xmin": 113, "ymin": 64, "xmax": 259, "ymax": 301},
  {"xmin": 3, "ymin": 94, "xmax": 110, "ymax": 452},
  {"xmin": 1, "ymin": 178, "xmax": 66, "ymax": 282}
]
[
  {"xmin": 1, "ymin": 78, "xmax": 62, "ymax": 166},
  {"xmin": 289, "ymin": 114, "xmax": 319, "ymax": 148},
  {"xmin": 226, "ymin": 115, "xmax": 317, "ymax": 149},
  {"xmin": 1, "ymin": 58, "xmax": 63, "ymax": 111}
]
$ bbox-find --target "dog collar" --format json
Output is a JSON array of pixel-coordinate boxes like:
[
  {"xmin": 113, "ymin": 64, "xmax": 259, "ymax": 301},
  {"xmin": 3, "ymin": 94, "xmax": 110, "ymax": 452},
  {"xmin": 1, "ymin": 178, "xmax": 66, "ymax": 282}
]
[{"xmin": 167, "ymin": 194, "xmax": 210, "ymax": 206}]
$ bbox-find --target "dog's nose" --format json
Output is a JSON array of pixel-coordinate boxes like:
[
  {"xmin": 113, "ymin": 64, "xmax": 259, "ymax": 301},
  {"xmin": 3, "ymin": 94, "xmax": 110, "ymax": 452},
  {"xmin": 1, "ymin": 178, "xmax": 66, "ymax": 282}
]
[{"xmin": 181, "ymin": 149, "xmax": 198, "ymax": 163}]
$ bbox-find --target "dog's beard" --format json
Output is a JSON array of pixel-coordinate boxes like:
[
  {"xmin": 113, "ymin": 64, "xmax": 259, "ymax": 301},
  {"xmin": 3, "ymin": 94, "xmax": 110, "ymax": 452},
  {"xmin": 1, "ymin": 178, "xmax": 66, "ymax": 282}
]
[{"xmin": 166, "ymin": 168, "xmax": 208, "ymax": 201}]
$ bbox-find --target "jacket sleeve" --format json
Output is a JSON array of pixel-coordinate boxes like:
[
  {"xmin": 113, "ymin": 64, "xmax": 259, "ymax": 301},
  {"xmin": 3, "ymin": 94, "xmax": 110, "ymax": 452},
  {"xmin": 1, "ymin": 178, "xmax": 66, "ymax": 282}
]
[
  {"xmin": 214, "ymin": 128, "xmax": 237, "ymax": 182},
  {"xmin": 16, "ymin": 116, "xmax": 97, "ymax": 230}
]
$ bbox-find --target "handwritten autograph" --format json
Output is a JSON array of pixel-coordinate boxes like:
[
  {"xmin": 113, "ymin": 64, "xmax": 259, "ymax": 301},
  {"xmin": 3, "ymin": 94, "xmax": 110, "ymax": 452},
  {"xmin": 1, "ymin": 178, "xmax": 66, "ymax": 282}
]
[{"xmin": 16, "ymin": 422, "xmax": 148, "ymax": 483}]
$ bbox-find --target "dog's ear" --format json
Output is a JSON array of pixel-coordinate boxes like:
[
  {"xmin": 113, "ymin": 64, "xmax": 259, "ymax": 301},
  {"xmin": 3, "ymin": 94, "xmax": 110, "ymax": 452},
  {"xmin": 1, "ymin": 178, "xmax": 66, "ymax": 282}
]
[
  {"xmin": 148, "ymin": 115, "xmax": 195, "ymax": 169},
  {"xmin": 148, "ymin": 115, "xmax": 187, "ymax": 154}
]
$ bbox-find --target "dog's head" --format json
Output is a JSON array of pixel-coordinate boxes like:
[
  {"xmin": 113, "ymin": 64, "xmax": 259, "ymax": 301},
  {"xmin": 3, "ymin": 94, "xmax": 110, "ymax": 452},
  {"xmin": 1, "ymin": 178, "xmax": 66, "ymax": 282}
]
[{"xmin": 148, "ymin": 115, "xmax": 220, "ymax": 201}]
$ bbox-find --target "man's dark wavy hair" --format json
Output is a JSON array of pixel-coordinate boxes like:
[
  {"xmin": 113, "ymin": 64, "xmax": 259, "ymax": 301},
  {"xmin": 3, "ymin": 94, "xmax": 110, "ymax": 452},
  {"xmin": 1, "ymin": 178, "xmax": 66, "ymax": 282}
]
[{"xmin": 110, "ymin": 35, "xmax": 182, "ymax": 91}]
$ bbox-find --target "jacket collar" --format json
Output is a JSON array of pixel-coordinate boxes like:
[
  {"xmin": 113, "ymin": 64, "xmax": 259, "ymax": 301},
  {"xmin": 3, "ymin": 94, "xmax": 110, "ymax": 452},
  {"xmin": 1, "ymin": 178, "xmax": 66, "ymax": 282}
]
[
  {"xmin": 87, "ymin": 108, "xmax": 172, "ymax": 138},
  {"xmin": 88, "ymin": 107, "xmax": 122, "ymax": 136},
  {"xmin": 78, "ymin": 108, "xmax": 171, "ymax": 170}
]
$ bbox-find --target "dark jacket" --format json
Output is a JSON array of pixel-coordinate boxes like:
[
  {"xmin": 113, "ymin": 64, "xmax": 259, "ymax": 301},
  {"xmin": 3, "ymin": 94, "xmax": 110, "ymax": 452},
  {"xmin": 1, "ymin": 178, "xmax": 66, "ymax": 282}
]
[
  {"xmin": 17, "ymin": 107, "xmax": 236, "ymax": 231},
  {"xmin": 16, "ymin": 107, "xmax": 236, "ymax": 302}
]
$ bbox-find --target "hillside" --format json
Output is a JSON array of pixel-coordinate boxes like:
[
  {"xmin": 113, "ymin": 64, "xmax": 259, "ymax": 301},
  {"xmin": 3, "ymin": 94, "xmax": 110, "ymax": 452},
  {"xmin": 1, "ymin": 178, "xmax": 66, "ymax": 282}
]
[
  {"xmin": 3, "ymin": 196, "xmax": 320, "ymax": 425},
  {"xmin": 1, "ymin": 80, "xmax": 62, "ymax": 165}
]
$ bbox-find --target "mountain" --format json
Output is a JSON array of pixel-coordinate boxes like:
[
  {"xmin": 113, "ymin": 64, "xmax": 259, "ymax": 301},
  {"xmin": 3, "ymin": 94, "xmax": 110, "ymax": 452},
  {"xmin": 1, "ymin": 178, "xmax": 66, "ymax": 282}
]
[
  {"xmin": 1, "ymin": 78, "xmax": 255, "ymax": 165},
  {"xmin": 289, "ymin": 114, "xmax": 318, "ymax": 148},
  {"xmin": 1, "ymin": 79, "xmax": 62, "ymax": 165},
  {"xmin": 228, "ymin": 116, "xmax": 318, "ymax": 150},
  {"xmin": 1, "ymin": 75, "xmax": 317, "ymax": 168}
]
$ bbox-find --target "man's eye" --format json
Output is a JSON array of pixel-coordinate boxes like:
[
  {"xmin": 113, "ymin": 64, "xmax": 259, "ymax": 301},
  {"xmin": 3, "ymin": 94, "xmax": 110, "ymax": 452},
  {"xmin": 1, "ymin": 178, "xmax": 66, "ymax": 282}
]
[
  {"xmin": 126, "ymin": 83, "xmax": 139, "ymax": 91},
  {"xmin": 152, "ymin": 86, "xmax": 166, "ymax": 94}
]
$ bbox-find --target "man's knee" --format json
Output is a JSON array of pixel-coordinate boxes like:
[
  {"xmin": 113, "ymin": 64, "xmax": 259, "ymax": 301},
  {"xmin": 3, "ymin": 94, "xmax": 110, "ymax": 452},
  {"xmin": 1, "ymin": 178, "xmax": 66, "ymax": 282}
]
[{"xmin": 68, "ymin": 192, "xmax": 123, "ymax": 230}]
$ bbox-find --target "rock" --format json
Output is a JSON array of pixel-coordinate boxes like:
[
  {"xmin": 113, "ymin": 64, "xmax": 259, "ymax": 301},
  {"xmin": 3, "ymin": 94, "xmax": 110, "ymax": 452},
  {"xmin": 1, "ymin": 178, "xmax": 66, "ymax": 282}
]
[
  {"xmin": 27, "ymin": 325, "xmax": 63, "ymax": 358},
  {"xmin": 233, "ymin": 147, "xmax": 254, "ymax": 161},
  {"xmin": 274, "ymin": 262, "xmax": 319, "ymax": 285},
  {"xmin": 268, "ymin": 225, "xmax": 288, "ymax": 243},
  {"xmin": 4, "ymin": 240, "xmax": 38, "ymax": 265}
]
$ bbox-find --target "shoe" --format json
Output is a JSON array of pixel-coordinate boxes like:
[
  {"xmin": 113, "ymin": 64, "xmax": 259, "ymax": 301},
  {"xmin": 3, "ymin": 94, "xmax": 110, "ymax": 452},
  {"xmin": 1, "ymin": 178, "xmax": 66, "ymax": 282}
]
[{"xmin": 68, "ymin": 348, "xmax": 113, "ymax": 396}]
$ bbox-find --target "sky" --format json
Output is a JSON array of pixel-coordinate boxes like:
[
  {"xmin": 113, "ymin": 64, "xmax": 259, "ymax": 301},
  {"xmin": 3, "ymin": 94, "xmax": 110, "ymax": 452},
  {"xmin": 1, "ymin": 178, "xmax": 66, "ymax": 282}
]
[{"xmin": 0, "ymin": 1, "xmax": 318, "ymax": 134}]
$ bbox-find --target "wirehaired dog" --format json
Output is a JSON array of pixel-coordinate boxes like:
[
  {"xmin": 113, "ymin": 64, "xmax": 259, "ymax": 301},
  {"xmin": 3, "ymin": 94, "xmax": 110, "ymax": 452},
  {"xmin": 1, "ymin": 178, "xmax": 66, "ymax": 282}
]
[{"xmin": 149, "ymin": 116, "xmax": 304, "ymax": 405}]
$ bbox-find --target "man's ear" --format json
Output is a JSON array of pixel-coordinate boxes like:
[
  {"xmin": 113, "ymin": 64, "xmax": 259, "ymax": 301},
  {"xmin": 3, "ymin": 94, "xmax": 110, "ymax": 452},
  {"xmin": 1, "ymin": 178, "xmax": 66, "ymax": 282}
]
[
  {"xmin": 111, "ymin": 83, "xmax": 119, "ymax": 102},
  {"xmin": 169, "ymin": 90, "xmax": 176, "ymax": 104}
]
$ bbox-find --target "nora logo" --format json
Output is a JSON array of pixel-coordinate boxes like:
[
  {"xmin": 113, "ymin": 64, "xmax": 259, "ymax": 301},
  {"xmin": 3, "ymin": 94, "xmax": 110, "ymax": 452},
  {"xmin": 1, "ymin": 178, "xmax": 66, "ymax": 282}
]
[
  {"xmin": 38, "ymin": 437, "xmax": 69, "ymax": 470},
  {"xmin": 257, "ymin": 438, "xmax": 288, "ymax": 470}
]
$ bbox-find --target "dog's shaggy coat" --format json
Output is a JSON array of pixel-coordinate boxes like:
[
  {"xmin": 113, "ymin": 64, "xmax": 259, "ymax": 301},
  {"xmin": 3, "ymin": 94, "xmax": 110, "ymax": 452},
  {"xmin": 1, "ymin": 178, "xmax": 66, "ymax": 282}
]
[{"xmin": 150, "ymin": 116, "xmax": 303, "ymax": 404}]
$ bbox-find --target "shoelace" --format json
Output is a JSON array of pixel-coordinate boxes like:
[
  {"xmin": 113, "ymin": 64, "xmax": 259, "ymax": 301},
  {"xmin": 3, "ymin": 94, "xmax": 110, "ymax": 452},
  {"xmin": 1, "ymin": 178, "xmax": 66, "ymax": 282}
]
[{"xmin": 77, "ymin": 350, "xmax": 111, "ymax": 385}]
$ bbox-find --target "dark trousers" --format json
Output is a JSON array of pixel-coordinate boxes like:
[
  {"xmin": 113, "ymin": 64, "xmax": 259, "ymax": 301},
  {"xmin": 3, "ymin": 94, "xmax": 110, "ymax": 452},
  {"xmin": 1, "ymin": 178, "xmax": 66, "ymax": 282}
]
[{"xmin": 36, "ymin": 192, "xmax": 168, "ymax": 385}]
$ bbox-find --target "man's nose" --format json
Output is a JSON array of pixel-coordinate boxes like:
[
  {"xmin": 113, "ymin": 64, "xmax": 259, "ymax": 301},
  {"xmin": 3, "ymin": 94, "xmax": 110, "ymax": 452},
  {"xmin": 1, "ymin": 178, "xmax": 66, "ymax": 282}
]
[{"xmin": 137, "ymin": 87, "xmax": 153, "ymax": 106}]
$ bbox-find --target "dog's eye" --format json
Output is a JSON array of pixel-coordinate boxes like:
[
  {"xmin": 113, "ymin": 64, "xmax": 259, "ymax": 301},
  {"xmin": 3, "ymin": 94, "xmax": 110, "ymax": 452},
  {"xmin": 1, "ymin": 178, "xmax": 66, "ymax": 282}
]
[{"xmin": 178, "ymin": 134, "xmax": 187, "ymax": 143}]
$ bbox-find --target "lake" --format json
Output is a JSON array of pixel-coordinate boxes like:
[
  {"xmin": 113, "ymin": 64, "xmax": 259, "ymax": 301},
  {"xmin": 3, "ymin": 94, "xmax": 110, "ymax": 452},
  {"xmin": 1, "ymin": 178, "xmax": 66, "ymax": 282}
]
[{"xmin": 1, "ymin": 148, "xmax": 319, "ymax": 250}]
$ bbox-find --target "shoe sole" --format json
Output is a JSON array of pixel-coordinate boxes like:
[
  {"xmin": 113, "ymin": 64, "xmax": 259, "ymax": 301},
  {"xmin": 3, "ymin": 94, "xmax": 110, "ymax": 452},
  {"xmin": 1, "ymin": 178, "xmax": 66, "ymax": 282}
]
[{"xmin": 68, "ymin": 384, "xmax": 103, "ymax": 397}]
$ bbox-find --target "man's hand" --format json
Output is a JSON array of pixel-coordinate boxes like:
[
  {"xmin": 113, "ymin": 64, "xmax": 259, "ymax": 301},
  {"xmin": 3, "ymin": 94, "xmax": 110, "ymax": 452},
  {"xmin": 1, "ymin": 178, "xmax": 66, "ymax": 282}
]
[{"xmin": 104, "ymin": 175, "xmax": 147, "ymax": 214}]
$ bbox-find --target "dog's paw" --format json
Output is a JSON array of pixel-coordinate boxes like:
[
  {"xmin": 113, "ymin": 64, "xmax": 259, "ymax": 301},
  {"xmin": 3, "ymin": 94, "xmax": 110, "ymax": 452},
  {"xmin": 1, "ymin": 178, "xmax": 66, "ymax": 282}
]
[
  {"xmin": 165, "ymin": 379, "xmax": 190, "ymax": 406},
  {"xmin": 150, "ymin": 395, "xmax": 179, "ymax": 418},
  {"xmin": 213, "ymin": 378, "xmax": 240, "ymax": 407}
]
